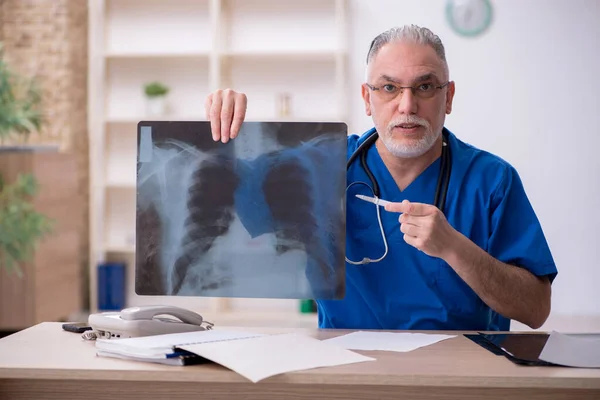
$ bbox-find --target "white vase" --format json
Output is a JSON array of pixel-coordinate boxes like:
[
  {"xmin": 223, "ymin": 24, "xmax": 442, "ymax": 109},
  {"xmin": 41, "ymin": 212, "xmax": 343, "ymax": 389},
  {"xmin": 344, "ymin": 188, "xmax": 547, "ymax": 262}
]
[{"xmin": 146, "ymin": 96, "xmax": 167, "ymax": 116}]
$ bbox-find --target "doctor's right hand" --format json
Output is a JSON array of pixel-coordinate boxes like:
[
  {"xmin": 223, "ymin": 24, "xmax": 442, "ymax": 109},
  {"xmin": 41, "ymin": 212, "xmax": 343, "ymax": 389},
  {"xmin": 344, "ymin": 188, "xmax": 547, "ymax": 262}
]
[{"xmin": 204, "ymin": 88, "xmax": 248, "ymax": 143}]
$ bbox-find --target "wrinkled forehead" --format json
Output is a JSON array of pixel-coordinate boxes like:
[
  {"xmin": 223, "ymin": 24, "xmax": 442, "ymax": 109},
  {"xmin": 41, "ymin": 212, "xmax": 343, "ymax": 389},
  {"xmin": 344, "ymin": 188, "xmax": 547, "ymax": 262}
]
[{"xmin": 367, "ymin": 41, "xmax": 448, "ymax": 83}]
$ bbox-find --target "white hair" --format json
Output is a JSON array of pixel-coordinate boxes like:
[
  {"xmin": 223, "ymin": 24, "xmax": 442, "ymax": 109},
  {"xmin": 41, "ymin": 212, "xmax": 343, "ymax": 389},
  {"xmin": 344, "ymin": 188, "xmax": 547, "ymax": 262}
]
[{"xmin": 365, "ymin": 25, "xmax": 449, "ymax": 80}]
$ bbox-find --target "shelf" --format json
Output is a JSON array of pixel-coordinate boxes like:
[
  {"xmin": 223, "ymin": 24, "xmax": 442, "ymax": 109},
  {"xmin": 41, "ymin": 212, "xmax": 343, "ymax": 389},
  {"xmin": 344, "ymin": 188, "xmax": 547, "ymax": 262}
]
[
  {"xmin": 106, "ymin": 115, "xmax": 342, "ymax": 124},
  {"xmin": 222, "ymin": 0, "xmax": 339, "ymax": 54},
  {"xmin": 105, "ymin": 244, "xmax": 135, "ymax": 254},
  {"xmin": 89, "ymin": 0, "xmax": 348, "ymax": 314},
  {"xmin": 243, "ymin": 114, "xmax": 345, "ymax": 123},
  {"xmin": 227, "ymin": 57, "xmax": 340, "ymax": 123},
  {"xmin": 105, "ymin": 51, "xmax": 210, "ymax": 59},
  {"xmin": 106, "ymin": 57, "xmax": 210, "ymax": 122},
  {"xmin": 105, "ymin": 0, "xmax": 211, "ymax": 56},
  {"xmin": 221, "ymin": 50, "xmax": 342, "ymax": 61},
  {"xmin": 106, "ymin": 116, "xmax": 206, "ymax": 124},
  {"xmin": 105, "ymin": 181, "xmax": 136, "ymax": 190}
]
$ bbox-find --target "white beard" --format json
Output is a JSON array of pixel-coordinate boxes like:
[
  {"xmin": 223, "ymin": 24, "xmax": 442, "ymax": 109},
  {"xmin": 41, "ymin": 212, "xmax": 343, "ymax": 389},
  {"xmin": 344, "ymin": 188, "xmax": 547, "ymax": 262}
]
[{"xmin": 379, "ymin": 115, "xmax": 440, "ymax": 158}]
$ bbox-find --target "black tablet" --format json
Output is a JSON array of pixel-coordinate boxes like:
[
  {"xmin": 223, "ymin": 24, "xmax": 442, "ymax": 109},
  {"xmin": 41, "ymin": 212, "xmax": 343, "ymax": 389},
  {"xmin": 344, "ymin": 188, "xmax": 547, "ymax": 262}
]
[{"xmin": 465, "ymin": 332, "xmax": 555, "ymax": 366}]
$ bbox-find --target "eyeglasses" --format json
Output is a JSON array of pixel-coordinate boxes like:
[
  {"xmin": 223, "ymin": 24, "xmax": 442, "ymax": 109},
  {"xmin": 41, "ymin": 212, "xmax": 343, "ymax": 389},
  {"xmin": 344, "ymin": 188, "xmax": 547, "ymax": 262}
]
[{"xmin": 365, "ymin": 81, "xmax": 450, "ymax": 101}]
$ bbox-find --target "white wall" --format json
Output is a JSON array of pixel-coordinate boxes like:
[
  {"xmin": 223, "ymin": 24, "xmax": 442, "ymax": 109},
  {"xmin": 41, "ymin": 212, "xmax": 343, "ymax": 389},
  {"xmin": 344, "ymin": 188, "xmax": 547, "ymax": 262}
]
[{"xmin": 347, "ymin": 0, "xmax": 600, "ymax": 318}]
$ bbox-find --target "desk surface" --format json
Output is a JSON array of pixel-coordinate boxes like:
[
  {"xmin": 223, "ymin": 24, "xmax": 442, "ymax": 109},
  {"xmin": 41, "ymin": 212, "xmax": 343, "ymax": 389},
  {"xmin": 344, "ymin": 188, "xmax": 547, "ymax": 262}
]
[{"xmin": 1, "ymin": 322, "xmax": 599, "ymax": 400}]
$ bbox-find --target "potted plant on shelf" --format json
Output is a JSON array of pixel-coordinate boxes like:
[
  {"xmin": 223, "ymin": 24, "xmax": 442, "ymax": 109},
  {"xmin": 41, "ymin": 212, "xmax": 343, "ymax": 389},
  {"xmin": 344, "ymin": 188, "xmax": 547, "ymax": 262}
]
[
  {"xmin": 0, "ymin": 42, "xmax": 53, "ymax": 278},
  {"xmin": 144, "ymin": 81, "xmax": 170, "ymax": 116}
]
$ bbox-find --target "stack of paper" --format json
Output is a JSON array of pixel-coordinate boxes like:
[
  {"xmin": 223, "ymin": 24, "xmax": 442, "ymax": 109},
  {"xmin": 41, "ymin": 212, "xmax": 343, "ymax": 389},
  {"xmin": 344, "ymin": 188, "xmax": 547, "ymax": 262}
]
[
  {"xmin": 95, "ymin": 330, "xmax": 263, "ymax": 366},
  {"xmin": 95, "ymin": 329, "xmax": 374, "ymax": 381}
]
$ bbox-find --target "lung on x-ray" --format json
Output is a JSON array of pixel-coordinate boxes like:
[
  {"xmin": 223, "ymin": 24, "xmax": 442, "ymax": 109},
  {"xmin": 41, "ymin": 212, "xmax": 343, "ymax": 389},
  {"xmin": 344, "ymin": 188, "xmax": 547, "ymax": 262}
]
[{"xmin": 135, "ymin": 121, "xmax": 347, "ymax": 300}]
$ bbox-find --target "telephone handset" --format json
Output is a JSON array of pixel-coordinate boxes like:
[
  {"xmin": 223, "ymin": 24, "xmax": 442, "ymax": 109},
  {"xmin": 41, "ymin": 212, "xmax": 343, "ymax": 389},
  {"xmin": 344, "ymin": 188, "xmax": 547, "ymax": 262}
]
[
  {"xmin": 120, "ymin": 305, "xmax": 205, "ymax": 325},
  {"xmin": 88, "ymin": 305, "xmax": 214, "ymax": 339}
]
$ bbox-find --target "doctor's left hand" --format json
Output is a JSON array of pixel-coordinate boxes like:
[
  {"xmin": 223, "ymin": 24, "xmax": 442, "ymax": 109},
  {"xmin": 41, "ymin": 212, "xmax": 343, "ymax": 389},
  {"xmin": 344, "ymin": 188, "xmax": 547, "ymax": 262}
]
[{"xmin": 384, "ymin": 200, "xmax": 459, "ymax": 259}]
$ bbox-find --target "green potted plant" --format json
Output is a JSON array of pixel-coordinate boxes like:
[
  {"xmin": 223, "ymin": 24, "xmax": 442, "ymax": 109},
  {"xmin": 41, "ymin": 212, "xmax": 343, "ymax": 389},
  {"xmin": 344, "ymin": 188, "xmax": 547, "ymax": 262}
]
[
  {"xmin": 0, "ymin": 174, "xmax": 53, "ymax": 277},
  {"xmin": 0, "ymin": 42, "xmax": 53, "ymax": 277},
  {"xmin": 0, "ymin": 44, "xmax": 43, "ymax": 145},
  {"xmin": 144, "ymin": 81, "xmax": 170, "ymax": 116}
]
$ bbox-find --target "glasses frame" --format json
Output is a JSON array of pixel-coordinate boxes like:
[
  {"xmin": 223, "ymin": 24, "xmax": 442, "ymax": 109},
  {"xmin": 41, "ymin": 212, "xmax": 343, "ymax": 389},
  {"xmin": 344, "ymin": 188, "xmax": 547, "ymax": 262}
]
[{"xmin": 365, "ymin": 81, "xmax": 450, "ymax": 100}]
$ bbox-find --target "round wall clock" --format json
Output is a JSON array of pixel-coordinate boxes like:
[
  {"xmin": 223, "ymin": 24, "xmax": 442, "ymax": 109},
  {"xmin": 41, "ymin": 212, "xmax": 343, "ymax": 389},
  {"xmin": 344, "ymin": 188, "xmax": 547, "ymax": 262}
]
[{"xmin": 446, "ymin": 0, "xmax": 493, "ymax": 37}]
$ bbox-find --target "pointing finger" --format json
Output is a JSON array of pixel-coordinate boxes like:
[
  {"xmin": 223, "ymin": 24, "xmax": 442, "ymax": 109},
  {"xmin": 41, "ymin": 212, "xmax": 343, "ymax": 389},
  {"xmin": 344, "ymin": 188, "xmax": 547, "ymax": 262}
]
[
  {"xmin": 385, "ymin": 200, "xmax": 432, "ymax": 216},
  {"xmin": 384, "ymin": 199, "xmax": 408, "ymax": 213}
]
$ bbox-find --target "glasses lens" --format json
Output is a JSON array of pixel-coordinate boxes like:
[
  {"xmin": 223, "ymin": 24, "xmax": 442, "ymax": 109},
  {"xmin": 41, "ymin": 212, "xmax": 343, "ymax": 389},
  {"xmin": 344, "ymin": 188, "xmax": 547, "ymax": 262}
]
[{"xmin": 414, "ymin": 84, "xmax": 440, "ymax": 99}]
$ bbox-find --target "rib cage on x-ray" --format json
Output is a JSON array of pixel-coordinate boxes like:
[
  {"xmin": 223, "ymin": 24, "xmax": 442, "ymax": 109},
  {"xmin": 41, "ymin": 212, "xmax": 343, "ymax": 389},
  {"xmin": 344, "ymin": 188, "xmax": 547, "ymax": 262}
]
[
  {"xmin": 171, "ymin": 156, "xmax": 240, "ymax": 294},
  {"xmin": 260, "ymin": 140, "xmax": 345, "ymax": 298},
  {"xmin": 264, "ymin": 159, "xmax": 313, "ymax": 254},
  {"xmin": 137, "ymin": 139, "xmax": 230, "ymax": 294},
  {"xmin": 135, "ymin": 122, "xmax": 346, "ymax": 299}
]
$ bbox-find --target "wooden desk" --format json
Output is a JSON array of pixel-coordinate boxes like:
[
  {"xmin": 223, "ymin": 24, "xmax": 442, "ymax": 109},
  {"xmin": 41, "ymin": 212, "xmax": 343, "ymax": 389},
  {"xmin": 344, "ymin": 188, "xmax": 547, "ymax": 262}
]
[{"xmin": 0, "ymin": 323, "xmax": 599, "ymax": 400}]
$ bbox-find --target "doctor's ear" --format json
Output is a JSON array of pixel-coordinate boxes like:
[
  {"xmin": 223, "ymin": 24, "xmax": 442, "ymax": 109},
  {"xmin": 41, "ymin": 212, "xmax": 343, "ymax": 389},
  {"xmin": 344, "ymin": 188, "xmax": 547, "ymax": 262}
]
[
  {"xmin": 361, "ymin": 84, "xmax": 372, "ymax": 116},
  {"xmin": 445, "ymin": 81, "xmax": 456, "ymax": 114}
]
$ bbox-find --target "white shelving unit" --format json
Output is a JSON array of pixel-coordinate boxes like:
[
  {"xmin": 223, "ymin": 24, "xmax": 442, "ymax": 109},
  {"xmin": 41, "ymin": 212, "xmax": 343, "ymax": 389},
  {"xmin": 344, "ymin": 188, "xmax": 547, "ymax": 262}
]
[{"xmin": 87, "ymin": 0, "xmax": 348, "ymax": 323}]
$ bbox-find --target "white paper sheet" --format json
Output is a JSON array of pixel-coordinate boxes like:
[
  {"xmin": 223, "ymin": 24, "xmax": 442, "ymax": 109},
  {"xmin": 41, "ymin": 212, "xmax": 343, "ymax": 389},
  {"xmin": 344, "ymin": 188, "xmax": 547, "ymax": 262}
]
[
  {"xmin": 539, "ymin": 331, "xmax": 600, "ymax": 368},
  {"xmin": 322, "ymin": 331, "xmax": 456, "ymax": 352},
  {"xmin": 180, "ymin": 332, "xmax": 375, "ymax": 383}
]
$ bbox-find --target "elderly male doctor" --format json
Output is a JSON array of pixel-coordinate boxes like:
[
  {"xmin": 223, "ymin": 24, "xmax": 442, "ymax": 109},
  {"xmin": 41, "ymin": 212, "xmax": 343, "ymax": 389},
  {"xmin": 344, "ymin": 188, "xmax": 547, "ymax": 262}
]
[{"xmin": 202, "ymin": 25, "xmax": 557, "ymax": 332}]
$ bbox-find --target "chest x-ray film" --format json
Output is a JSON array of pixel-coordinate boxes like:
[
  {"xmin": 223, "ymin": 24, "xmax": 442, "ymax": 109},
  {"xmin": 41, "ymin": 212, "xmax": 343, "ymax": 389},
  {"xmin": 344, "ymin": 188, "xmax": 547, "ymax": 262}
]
[{"xmin": 135, "ymin": 121, "xmax": 347, "ymax": 300}]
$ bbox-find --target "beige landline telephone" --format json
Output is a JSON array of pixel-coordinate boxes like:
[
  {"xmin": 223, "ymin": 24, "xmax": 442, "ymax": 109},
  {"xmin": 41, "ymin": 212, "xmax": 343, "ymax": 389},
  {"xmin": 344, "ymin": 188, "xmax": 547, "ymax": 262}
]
[{"xmin": 87, "ymin": 305, "xmax": 214, "ymax": 339}]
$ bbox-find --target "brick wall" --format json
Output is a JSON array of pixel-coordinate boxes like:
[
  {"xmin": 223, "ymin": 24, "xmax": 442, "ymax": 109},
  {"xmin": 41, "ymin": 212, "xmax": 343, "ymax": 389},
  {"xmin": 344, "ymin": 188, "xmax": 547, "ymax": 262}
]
[{"xmin": 0, "ymin": 0, "xmax": 89, "ymax": 306}]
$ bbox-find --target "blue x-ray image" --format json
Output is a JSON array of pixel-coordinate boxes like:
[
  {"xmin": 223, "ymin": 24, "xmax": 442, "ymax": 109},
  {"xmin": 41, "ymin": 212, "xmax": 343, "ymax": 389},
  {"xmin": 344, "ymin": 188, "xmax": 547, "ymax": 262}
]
[{"xmin": 135, "ymin": 121, "xmax": 347, "ymax": 300}]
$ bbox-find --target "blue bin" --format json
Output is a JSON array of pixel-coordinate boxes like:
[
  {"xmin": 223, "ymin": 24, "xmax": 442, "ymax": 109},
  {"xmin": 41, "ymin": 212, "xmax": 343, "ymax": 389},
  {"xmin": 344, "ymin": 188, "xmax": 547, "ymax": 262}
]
[{"xmin": 97, "ymin": 262, "xmax": 126, "ymax": 311}]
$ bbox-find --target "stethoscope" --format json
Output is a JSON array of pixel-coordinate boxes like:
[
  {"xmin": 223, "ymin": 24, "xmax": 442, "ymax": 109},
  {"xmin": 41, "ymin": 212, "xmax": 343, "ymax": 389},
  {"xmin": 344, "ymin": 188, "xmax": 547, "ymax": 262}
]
[{"xmin": 345, "ymin": 127, "xmax": 452, "ymax": 265}]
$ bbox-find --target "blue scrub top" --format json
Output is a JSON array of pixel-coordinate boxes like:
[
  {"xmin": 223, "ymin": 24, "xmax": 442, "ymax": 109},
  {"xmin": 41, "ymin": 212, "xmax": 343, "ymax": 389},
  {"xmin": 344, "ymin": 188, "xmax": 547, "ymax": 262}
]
[{"xmin": 316, "ymin": 127, "xmax": 558, "ymax": 331}]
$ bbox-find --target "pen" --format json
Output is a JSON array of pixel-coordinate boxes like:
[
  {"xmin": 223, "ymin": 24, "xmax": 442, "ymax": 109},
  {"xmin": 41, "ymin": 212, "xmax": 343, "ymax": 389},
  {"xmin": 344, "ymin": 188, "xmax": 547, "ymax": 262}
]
[{"xmin": 355, "ymin": 194, "xmax": 393, "ymax": 208}]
